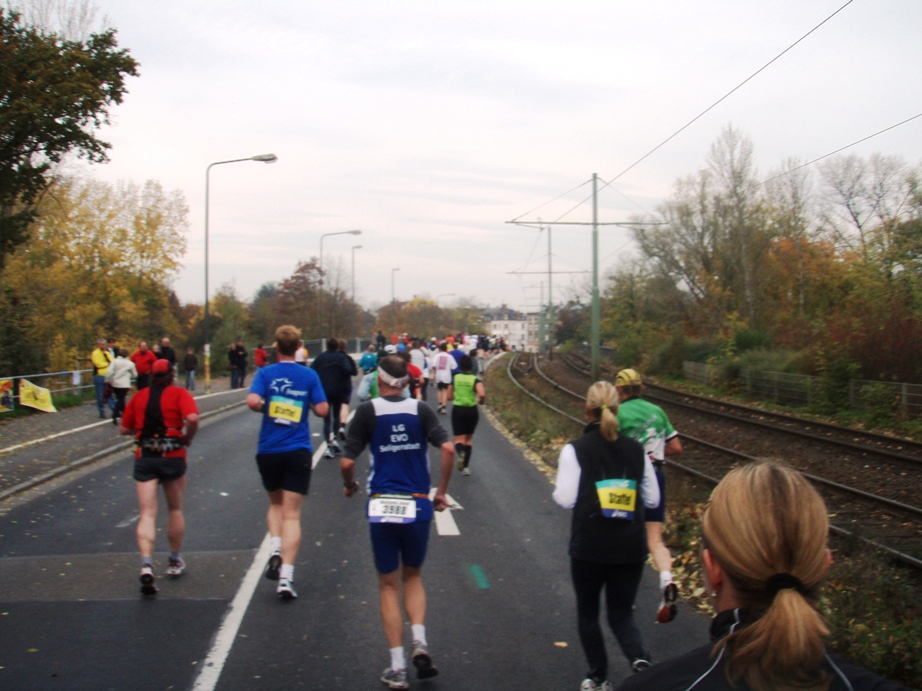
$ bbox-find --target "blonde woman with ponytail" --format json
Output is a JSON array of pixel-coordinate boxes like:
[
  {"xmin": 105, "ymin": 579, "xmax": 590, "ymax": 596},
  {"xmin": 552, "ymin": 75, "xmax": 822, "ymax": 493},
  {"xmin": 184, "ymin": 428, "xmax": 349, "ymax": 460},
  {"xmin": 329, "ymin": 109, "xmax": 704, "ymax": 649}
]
[
  {"xmin": 616, "ymin": 461, "xmax": 907, "ymax": 691},
  {"xmin": 554, "ymin": 382, "xmax": 662, "ymax": 691}
]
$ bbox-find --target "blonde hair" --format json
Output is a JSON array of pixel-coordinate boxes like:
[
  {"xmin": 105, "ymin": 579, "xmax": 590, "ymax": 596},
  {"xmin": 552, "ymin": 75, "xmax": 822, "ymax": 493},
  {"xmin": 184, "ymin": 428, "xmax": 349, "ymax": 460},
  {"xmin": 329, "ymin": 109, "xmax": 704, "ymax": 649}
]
[
  {"xmin": 703, "ymin": 461, "xmax": 831, "ymax": 691},
  {"xmin": 275, "ymin": 325, "xmax": 302, "ymax": 356},
  {"xmin": 586, "ymin": 381, "xmax": 620, "ymax": 441}
]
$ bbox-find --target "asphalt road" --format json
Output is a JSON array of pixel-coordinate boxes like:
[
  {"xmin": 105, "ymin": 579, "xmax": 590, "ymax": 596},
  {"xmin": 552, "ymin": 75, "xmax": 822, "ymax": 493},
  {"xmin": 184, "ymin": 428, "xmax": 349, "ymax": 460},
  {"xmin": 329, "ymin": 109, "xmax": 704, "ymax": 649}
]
[{"xmin": 0, "ymin": 388, "xmax": 711, "ymax": 691}]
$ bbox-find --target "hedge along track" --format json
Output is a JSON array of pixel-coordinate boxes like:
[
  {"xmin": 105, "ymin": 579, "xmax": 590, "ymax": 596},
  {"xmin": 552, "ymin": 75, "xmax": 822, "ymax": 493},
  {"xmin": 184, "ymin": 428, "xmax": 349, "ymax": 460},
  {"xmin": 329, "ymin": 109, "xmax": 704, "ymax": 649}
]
[{"xmin": 506, "ymin": 352, "xmax": 922, "ymax": 570}]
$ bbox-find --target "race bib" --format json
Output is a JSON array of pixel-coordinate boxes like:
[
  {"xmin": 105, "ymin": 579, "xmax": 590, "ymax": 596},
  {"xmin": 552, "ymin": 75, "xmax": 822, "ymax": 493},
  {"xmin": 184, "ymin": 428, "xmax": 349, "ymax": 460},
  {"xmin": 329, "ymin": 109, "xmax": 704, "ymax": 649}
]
[
  {"xmin": 268, "ymin": 396, "xmax": 304, "ymax": 426},
  {"xmin": 596, "ymin": 479, "xmax": 637, "ymax": 520},
  {"xmin": 368, "ymin": 495, "xmax": 417, "ymax": 524}
]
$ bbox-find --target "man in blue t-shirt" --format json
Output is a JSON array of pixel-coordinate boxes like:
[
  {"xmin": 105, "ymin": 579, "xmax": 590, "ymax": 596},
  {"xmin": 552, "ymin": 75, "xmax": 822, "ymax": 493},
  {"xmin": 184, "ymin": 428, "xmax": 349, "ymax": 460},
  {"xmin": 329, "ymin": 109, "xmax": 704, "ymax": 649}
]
[
  {"xmin": 340, "ymin": 355, "xmax": 455, "ymax": 689},
  {"xmin": 247, "ymin": 325, "xmax": 328, "ymax": 600}
]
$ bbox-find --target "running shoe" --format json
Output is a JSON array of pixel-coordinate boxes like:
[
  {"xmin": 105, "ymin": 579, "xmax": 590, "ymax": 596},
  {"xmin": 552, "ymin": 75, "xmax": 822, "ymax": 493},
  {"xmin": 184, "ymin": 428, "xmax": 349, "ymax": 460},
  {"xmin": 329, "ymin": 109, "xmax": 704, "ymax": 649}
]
[
  {"xmin": 338, "ymin": 426, "xmax": 347, "ymax": 441},
  {"xmin": 411, "ymin": 641, "xmax": 438, "ymax": 680},
  {"xmin": 379, "ymin": 667, "xmax": 409, "ymax": 690},
  {"xmin": 656, "ymin": 582, "xmax": 679, "ymax": 623},
  {"xmin": 462, "ymin": 468, "xmax": 471, "ymax": 476},
  {"xmin": 329, "ymin": 438, "xmax": 342, "ymax": 453},
  {"xmin": 456, "ymin": 457, "xmax": 464, "ymax": 472},
  {"xmin": 264, "ymin": 552, "xmax": 282, "ymax": 581},
  {"xmin": 139, "ymin": 566, "xmax": 157, "ymax": 596},
  {"xmin": 166, "ymin": 557, "xmax": 186, "ymax": 577},
  {"xmin": 580, "ymin": 679, "xmax": 613, "ymax": 691},
  {"xmin": 324, "ymin": 448, "xmax": 335, "ymax": 459},
  {"xmin": 277, "ymin": 577, "xmax": 297, "ymax": 600},
  {"xmin": 631, "ymin": 658, "xmax": 652, "ymax": 673}
]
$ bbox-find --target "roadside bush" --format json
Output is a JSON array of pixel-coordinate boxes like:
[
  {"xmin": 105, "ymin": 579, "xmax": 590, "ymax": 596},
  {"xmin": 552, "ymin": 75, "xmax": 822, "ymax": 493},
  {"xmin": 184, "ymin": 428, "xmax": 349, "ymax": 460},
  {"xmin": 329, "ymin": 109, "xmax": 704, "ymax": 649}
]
[
  {"xmin": 860, "ymin": 382, "xmax": 899, "ymax": 429},
  {"xmin": 683, "ymin": 338, "xmax": 719, "ymax": 363},
  {"xmin": 734, "ymin": 329, "xmax": 771, "ymax": 352},
  {"xmin": 815, "ymin": 352, "xmax": 860, "ymax": 415}
]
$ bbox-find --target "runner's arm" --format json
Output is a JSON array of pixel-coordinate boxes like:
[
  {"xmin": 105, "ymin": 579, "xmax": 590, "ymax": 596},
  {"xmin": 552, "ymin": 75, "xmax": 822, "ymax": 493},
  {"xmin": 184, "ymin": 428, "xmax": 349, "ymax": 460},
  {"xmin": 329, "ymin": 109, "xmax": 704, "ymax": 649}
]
[
  {"xmin": 641, "ymin": 455, "xmax": 660, "ymax": 508},
  {"xmin": 552, "ymin": 444, "xmax": 580, "ymax": 509},
  {"xmin": 246, "ymin": 393, "xmax": 264, "ymax": 412},
  {"xmin": 665, "ymin": 435, "xmax": 682, "ymax": 457},
  {"xmin": 181, "ymin": 414, "xmax": 199, "ymax": 446},
  {"xmin": 432, "ymin": 441, "xmax": 454, "ymax": 511},
  {"xmin": 340, "ymin": 456, "xmax": 360, "ymax": 497},
  {"xmin": 475, "ymin": 380, "xmax": 486, "ymax": 404}
]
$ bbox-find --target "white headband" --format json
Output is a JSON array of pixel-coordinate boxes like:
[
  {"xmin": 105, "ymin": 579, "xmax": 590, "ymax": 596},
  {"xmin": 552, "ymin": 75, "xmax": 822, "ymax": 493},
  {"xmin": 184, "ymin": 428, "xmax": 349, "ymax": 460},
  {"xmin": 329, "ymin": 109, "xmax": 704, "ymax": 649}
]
[{"xmin": 378, "ymin": 369, "xmax": 409, "ymax": 388}]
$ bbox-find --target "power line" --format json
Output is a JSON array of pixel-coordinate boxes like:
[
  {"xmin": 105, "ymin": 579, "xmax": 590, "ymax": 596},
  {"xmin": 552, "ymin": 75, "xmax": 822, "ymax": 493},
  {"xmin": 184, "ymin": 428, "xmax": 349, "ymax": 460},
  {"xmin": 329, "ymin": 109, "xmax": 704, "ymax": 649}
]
[
  {"xmin": 524, "ymin": 0, "xmax": 856, "ymax": 224},
  {"xmin": 755, "ymin": 111, "xmax": 922, "ymax": 190},
  {"xmin": 597, "ymin": 0, "xmax": 856, "ymax": 192}
]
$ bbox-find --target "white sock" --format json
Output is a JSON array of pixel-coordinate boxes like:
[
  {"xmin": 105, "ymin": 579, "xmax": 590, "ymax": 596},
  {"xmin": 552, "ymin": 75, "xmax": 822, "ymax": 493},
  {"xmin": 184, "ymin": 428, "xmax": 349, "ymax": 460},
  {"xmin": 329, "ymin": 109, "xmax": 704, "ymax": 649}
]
[
  {"xmin": 270, "ymin": 537, "xmax": 282, "ymax": 554},
  {"xmin": 280, "ymin": 564, "xmax": 294, "ymax": 581},
  {"xmin": 660, "ymin": 570, "xmax": 673, "ymax": 588},
  {"xmin": 390, "ymin": 646, "xmax": 406, "ymax": 671},
  {"xmin": 411, "ymin": 624, "xmax": 427, "ymax": 645}
]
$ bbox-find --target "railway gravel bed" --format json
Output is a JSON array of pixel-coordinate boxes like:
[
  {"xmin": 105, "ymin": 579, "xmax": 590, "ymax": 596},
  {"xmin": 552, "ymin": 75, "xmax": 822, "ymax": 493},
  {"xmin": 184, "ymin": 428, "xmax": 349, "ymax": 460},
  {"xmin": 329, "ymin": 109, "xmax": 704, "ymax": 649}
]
[{"xmin": 514, "ymin": 353, "xmax": 922, "ymax": 567}]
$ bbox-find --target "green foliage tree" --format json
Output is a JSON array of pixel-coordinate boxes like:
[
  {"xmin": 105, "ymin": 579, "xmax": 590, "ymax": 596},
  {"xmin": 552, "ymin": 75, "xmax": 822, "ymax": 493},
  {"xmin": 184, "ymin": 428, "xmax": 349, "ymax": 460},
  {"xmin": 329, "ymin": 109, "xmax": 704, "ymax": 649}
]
[{"xmin": 0, "ymin": 8, "xmax": 138, "ymax": 269}]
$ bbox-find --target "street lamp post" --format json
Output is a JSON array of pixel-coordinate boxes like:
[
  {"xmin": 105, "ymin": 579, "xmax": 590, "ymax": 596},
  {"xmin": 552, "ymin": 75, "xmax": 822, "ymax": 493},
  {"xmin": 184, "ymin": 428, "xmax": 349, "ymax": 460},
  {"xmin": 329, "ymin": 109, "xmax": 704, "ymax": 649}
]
[
  {"xmin": 351, "ymin": 244, "xmax": 362, "ymax": 353},
  {"xmin": 391, "ymin": 267, "xmax": 400, "ymax": 335},
  {"xmin": 204, "ymin": 153, "xmax": 277, "ymax": 394},
  {"xmin": 319, "ymin": 229, "xmax": 362, "ymax": 346}
]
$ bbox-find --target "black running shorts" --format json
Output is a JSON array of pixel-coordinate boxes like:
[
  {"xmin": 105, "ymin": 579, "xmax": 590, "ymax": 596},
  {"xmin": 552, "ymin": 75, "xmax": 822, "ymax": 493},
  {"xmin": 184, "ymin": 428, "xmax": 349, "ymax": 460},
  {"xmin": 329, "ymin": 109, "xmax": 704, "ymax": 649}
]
[
  {"xmin": 134, "ymin": 456, "xmax": 187, "ymax": 483},
  {"xmin": 451, "ymin": 405, "xmax": 479, "ymax": 436},
  {"xmin": 437, "ymin": 382, "xmax": 450, "ymax": 390},
  {"xmin": 256, "ymin": 448, "xmax": 313, "ymax": 495}
]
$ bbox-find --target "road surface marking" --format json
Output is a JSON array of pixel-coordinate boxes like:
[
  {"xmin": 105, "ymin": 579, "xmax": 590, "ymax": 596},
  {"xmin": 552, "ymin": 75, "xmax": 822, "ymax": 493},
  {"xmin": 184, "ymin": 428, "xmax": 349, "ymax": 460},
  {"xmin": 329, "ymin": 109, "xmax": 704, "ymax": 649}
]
[
  {"xmin": 470, "ymin": 564, "xmax": 490, "ymax": 589},
  {"xmin": 115, "ymin": 513, "xmax": 139, "ymax": 528},
  {"xmin": 191, "ymin": 532, "xmax": 272, "ymax": 691}
]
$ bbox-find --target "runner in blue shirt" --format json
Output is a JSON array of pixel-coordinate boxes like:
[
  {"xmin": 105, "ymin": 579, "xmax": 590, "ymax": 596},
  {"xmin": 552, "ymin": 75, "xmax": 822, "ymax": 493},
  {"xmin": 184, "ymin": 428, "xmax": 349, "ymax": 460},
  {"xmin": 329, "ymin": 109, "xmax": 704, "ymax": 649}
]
[
  {"xmin": 340, "ymin": 355, "xmax": 455, "ymax": 690},
  {"xmin": 247, "ymin": 325, "xmax": 328, "ymax": 600}
]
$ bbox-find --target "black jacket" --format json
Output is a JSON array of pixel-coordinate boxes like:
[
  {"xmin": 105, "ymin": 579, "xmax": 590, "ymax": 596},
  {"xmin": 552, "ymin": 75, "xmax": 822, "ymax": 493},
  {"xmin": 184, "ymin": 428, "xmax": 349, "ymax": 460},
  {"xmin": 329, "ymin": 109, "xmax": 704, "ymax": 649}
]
[
  {"xmin": 310, "ymin": 351, "xmax": 356, "ymax": 399},
  {"xmin": 568, "ymin": 423, "xmax": 648, "ymax": 564},
  {"xmin": 615, "ymin": 609, "xmax": 908, "ymax": 691}
]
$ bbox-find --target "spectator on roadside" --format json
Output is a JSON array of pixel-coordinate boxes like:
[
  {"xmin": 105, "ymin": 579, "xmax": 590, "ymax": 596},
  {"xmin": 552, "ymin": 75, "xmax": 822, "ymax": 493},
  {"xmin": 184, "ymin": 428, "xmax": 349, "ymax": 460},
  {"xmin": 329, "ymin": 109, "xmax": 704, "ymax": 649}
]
[
  {"xmin": 130, "ymin": 341, "xmax": 158, "ymax": 391},
  {"xmin": 106, "ymin": 348, "xmax": 137, "ymax": 425},
  {"xmin": 230, "ymin": 339, "xmax": 248, "ymax": 388},
  {"xmin": 375, "ymin": 330, "xmax": 386, "ymax": 352},
  {"xmin": 183, "ymin": 347, "xmax": 198, "ymax": 391},
  {"xmin": 160, "ymin": 338, "xmax": 177, "ymax": 367},
  {"xmin": 254, "ymin": 343, "xmax": 268, "ymax": 370},
  {"xmin": 107, "ymin": 337, "xmax": 119, "ymax": 360},
  {"xmin": 91, "ymin": 337, "xmax": 115, "ymax": 419}
]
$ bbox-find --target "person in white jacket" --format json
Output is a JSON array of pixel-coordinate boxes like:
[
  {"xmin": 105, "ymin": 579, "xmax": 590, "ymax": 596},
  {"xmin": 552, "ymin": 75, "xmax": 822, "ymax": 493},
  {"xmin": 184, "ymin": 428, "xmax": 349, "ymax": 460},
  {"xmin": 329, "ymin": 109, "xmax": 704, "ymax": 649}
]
[{"xmin": 106, "ymin": 348, "xmax": 138, "ymax": 425}]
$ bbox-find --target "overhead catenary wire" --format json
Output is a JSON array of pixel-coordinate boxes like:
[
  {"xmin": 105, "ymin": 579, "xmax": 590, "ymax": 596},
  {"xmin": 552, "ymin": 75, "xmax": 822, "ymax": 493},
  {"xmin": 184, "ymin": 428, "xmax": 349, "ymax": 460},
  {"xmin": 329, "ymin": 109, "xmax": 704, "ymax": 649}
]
[{"xmin": 529, "ymin": 0, "xmax": 857, "ymax": 225}]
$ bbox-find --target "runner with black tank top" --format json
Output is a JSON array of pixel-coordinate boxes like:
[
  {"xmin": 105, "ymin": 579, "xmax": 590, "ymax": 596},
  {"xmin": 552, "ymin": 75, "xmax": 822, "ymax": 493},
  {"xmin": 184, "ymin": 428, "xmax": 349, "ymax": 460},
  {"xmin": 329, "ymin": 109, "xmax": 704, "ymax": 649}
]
[
  {"xmin": 119, "ymin": 359, "xmax": 199, "ymax": 596},
  {"xmin": 448, "ymin": 355, "xmax": 485, "ymax": 476},
  {"xmin": 553, "ymin": 382, "xmax": 660, "ymax": 690}
]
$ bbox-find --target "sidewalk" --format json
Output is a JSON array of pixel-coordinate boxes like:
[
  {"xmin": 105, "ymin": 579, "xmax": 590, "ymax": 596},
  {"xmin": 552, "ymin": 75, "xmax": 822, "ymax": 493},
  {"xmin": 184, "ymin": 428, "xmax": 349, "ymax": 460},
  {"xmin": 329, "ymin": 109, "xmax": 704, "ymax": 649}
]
[{"xmin": 0, "ymin": 375, "xmax": 248, "ymax": 497}]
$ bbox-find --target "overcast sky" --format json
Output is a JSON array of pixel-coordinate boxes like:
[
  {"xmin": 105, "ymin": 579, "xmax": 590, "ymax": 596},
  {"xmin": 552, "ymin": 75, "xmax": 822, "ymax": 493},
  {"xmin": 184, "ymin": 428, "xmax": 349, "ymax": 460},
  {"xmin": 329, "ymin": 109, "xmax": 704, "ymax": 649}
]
[{"xmin": 68, "ymin": 0, "xmax": 922, "ymax": 313}]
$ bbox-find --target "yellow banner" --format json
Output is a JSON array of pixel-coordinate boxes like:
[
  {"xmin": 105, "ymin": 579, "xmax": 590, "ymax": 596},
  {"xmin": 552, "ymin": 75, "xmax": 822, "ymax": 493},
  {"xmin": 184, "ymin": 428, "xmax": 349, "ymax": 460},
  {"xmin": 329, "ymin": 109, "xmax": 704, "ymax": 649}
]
[
  {"xmin": 0, "ymin": 379, "xmax": 13, "ymax": 412},
  {"xmin": 19, "ymin": 379, "xmax": 57, "ymax": 413}
]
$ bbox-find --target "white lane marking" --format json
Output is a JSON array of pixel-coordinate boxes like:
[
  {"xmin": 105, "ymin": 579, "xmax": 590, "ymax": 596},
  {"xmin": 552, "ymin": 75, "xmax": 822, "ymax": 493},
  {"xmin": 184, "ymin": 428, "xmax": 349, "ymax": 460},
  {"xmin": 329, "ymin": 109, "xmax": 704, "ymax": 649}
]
[
  {"xmin": 312, "ymin": 442, "xmax": 328, "ymax": 469},
  {"xmin": 115, "ymin": 514, "xmax": 139, "ymax": 528},
  {"xmin": 0, "ymin": 387, "xmax": 246, "ymax": 455},
  {"xmin": 191, "ymin": 533, "xmax": 272, "ymax": 691},
  {"xmin": 429, "ymin": 489, "xmax": 461, "ymax": 536}
]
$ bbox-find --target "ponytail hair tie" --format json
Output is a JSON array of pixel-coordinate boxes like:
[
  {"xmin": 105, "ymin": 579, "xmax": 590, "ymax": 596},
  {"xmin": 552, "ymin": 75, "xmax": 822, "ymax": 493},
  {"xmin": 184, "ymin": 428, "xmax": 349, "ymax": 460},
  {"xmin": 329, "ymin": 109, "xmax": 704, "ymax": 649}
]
[
  {"xmin": 766, "ymin": 573, "xmax": 806, "ymax": 597},
  {"xmin": 599, "ymin": 404, "xmax": 608, "ymax": 410}
]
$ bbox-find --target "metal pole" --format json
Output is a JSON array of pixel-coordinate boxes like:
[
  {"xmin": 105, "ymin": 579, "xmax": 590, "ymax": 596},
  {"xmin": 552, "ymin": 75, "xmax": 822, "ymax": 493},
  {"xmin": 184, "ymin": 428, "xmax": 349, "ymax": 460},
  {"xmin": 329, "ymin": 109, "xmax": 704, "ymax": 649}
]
[
  {"xmin": 591, "ymin": 173, "xmax": 601, "ymax": 382},
  {"xmin": 352, "ymin": 244, "xmax": 361, "ymax": 353},
  {"xmin": 537, "ymin": 281, "xmax": 545, "ymax": 354},
  {"xmin": 319, "ymin": 234, "xmax": 325, "ymax": 345},
  {"xmin": 203, "ymin": 154, "xmax": 277, "ymax": 394},
  {"xmin": 547, "ymin": 223, "xmax": 554, "ymax": 359}
]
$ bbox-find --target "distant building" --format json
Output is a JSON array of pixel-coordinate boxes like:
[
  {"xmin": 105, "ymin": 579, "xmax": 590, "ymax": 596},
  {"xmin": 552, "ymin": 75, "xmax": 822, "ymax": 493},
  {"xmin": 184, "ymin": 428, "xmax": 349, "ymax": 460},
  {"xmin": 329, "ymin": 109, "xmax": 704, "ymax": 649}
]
[{"xmin": 486, "ymin": 306, "xmax": 528, "ymax": 350}]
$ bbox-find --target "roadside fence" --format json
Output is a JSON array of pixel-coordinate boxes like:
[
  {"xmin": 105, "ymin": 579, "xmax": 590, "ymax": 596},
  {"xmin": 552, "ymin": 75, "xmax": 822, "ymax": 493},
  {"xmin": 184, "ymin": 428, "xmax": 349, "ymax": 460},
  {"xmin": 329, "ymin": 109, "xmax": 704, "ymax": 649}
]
[{"xmin": 683, "ymin": 362, "xmax": 922, "ymax": 419}]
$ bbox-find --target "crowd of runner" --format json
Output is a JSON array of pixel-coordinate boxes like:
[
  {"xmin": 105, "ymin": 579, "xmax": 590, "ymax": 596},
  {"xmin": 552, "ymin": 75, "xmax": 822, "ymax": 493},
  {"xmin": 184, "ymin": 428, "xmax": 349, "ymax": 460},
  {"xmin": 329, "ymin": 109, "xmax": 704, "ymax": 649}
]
[{"xmin": 93, "ymin": 326, "xmax": 906, "ymax": 691}]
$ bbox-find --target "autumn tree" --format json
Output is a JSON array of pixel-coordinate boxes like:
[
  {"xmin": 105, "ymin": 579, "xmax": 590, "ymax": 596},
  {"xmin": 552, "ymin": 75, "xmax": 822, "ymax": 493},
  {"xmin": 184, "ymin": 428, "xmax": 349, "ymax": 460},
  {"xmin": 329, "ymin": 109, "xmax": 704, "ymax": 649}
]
[
  {"xmin": 0, "ymin": 8, "xmax": 138, "ymax": 269},
  {"xmin": 1, "ymin": 176, "xmax": 188, "ymax": 370}
]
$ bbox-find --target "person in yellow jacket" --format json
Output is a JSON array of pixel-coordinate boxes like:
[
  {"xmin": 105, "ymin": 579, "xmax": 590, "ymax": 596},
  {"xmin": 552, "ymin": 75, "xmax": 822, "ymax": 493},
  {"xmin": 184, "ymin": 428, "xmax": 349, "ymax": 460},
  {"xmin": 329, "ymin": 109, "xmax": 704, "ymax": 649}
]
[{"xmin": 91, "ymin": 337, "xmax": 115, "ymax": 419}]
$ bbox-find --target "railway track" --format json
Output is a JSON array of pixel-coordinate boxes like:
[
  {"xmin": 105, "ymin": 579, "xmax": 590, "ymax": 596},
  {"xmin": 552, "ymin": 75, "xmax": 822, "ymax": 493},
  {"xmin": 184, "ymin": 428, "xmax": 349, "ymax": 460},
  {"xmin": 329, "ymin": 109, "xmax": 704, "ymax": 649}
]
[{"xmin": 503, "ymin": 351, "xmax": 922, "ymax": 570}]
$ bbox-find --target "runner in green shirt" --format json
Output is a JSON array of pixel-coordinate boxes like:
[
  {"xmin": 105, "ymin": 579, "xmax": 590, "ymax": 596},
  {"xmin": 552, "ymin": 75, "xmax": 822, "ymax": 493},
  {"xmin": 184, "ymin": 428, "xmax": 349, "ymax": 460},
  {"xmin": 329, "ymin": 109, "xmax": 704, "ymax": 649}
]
[
  {"xmin": 615, "ymin": 368, "xmax": 684, "ymax": 625},
  {"xmin": 448, "ymin": 355, "xmax": 486, "ymax": 476}
]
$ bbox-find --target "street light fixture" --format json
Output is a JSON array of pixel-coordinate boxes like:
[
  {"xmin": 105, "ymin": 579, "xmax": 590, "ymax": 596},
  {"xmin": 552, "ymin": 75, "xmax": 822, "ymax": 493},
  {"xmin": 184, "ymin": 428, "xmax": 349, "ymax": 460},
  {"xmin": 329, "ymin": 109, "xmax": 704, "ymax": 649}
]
[
  {"xmin": 319, "ymin": 229, "xmax": 362, "ymax": 344},
  {"xmin": 204, "ymin": 153, "xmax": 277, "ymax": 393},
  {"xmin": 351, "ymin": 244, "xmax": 362, "ymax": 353}
]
